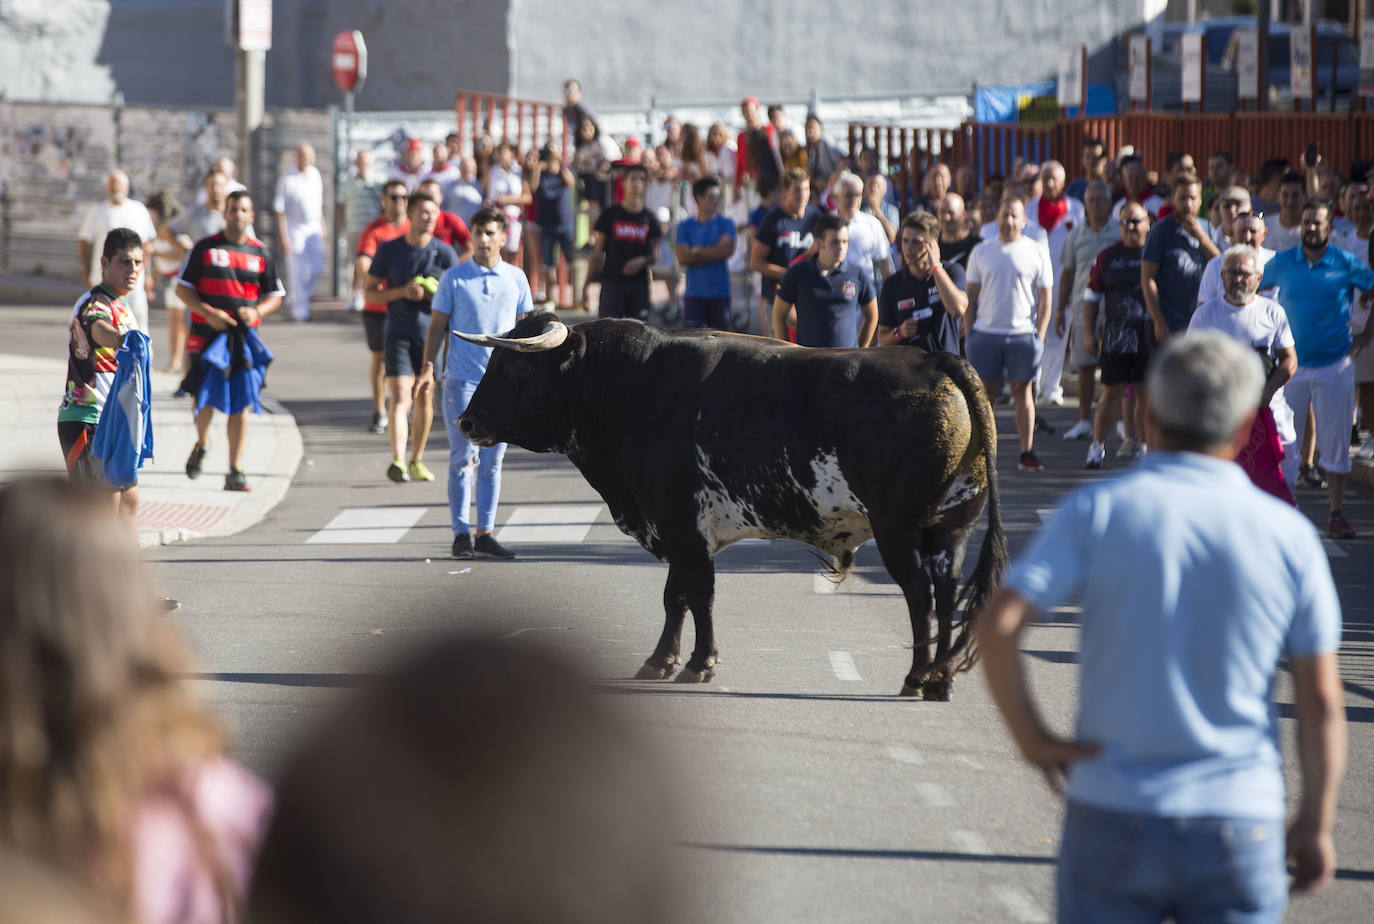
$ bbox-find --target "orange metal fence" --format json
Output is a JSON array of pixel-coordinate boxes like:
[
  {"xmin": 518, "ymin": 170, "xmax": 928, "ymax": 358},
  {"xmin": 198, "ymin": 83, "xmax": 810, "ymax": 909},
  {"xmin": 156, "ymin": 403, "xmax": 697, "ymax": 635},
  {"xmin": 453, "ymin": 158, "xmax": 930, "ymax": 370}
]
[
  {"xmin": 854, "ymin": 113, "xmax": 1374, "ymax": 194},
  {"xmin": 454, "ymin": 91, "xmax": 571, "ymax": 157}
]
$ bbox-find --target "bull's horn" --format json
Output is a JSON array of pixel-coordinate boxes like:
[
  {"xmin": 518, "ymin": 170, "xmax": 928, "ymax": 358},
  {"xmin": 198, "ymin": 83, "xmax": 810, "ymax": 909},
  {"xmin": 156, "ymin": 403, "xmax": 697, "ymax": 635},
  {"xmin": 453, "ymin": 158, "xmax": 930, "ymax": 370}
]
[{"xmin": 453, "ymin": 320, "xmax": 569, "ymax": 352}]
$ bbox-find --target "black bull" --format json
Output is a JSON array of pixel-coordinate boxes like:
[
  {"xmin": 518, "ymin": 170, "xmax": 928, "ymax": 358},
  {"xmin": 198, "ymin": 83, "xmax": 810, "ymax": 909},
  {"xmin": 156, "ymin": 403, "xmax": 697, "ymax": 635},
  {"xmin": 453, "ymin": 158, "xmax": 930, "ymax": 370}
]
[{"xmin": 456, "ymin": 313, "xmax": 1007, "ymax": 700}]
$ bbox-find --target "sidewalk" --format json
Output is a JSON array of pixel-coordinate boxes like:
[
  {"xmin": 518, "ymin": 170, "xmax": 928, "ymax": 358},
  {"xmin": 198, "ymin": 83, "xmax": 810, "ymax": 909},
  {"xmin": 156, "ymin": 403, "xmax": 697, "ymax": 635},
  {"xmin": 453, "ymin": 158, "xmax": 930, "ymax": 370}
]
[{"xmin": 0, "ymin": 353, "xmax": 303, "ymax": 549}]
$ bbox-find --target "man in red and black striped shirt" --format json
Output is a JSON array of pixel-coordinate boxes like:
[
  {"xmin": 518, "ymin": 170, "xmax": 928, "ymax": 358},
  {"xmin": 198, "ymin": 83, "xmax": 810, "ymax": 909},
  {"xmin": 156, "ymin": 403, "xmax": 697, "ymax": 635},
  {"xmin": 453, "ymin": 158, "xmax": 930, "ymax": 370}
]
[{"xmin": 176, "ymin": 190, "xmax": 284, "ymax": 491}]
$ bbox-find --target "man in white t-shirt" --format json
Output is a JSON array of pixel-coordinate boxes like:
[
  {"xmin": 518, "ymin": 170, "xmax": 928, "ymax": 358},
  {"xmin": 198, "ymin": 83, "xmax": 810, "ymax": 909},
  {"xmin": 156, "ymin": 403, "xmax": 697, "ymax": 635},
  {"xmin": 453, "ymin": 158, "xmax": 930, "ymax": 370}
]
[
  {"xmin": 1190, "ymin": 244, "xmax": 1300, "ymax": 496},
  {"xmin": 1026, "ymin": 160, "xmax": 1086, "ymax": 406},
  {"xmin": 1264, "ymin": 172, "xmax": 1307, "ymax": 253},
  {"xmin": 77, "ymin": 169, "xmax": 157, "ymax": 332},
  {"xmin": 1196, "ymin": 212, "xmax": 1276, "ymax": 306},
  {"xmin": 274, "ymin": 143, "xmax": 326, "ymax": 322},
  {"xmin": 964, "ymin": 194, "xmax": 1055, "ymax": 472},
  {"xmin": 832, "ymin": 172, "xmax": 892, "ymax": 285}
]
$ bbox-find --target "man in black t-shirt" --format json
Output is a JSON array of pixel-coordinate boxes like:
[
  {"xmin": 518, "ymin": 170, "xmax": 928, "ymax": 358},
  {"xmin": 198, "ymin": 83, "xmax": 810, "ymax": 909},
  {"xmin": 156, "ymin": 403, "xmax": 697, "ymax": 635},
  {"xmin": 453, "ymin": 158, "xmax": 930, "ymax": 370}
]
[
  {"xmin": 937, "ymin": 193, "xmax": 981, "ymax": 270},
  {"xmin": 367, "ymin": 191, "xmax": 459, "ymax": 483},
  {"xmin": 583, "ymin": 163, "xmax": 662, "ymax": 321},
  {"xmin": 877, "ymin": 212, "xmax": 968, "ymax": 354},
  {"xmin": 750, "ymin": 167, "xmax": 823, "ymax": 335}
]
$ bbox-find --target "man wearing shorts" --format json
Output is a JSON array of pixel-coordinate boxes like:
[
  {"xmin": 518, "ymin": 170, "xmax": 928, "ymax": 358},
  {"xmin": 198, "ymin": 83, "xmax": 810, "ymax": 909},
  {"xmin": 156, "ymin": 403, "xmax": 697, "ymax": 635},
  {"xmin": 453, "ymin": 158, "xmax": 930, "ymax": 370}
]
[
  {"xmin": 58, "ymin": 227, "xmax": 143, "ymax": 515},
  {"xmin": 964, "ymin": 194, "xmax": 1055, "ymax": 471},
  {"xmin": 355, "ymin": 179, "xmax": 411, "ymax": 433},
  {"xmin": 366, "ymin": 191, "xmax": 458, "ymax": 483},
  {"xmin": 1081, "ymin": 202, "xmax": 1152, "ymax": 469},
  {"xmin": 1261, "ymin": 198, "xmax": 1374, "ymax": 539}
]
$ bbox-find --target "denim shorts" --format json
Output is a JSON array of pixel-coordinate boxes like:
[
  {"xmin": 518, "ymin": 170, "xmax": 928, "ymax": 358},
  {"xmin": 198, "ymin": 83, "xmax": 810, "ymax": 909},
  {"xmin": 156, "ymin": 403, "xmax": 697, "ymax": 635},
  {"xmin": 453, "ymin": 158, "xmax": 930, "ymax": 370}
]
[
  {"xmin": 965, "ymin": 329, "xmax": 1043, "ymax": 384},
  {"xmin": 1057, "ymin": 801, "xmax": 1287, "ymax": 924}
]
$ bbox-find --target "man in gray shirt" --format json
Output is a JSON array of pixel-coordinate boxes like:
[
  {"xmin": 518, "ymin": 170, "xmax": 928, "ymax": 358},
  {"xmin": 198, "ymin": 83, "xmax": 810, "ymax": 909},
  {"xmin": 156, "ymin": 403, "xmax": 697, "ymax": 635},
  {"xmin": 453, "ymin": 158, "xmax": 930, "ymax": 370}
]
[{"xmin": 1055, "ymin": 180, "xmax": 1120, "ymax": 440}]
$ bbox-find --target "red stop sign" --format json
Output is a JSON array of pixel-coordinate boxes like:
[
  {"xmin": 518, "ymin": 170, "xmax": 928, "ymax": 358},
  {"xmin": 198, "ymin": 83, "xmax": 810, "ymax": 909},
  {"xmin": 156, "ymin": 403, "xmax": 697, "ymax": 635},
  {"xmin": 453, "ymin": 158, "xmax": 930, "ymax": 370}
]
[{"xmin": 331, "ymin": 30, "xmax": 367, "ymax": 94}]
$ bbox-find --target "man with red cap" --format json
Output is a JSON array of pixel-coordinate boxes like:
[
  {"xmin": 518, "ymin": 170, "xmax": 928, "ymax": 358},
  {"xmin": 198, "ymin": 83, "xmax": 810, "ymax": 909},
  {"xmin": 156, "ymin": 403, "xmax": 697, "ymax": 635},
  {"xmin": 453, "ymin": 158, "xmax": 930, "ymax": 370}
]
[{"xmin": 388, "ymin": 138, "xmax": 428, "ymax": 194}]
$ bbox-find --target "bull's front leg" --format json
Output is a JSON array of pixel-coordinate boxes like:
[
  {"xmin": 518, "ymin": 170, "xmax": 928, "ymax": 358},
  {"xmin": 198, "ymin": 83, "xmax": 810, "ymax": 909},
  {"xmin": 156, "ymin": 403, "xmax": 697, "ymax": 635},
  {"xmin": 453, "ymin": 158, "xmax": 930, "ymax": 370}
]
[
  {"xmin": 635, "ymin": 564, "xmax": 690, "ymax": 680},
  {"xmin": 672, "ymin": 551, "xmax": 718, "ymax": 684}
]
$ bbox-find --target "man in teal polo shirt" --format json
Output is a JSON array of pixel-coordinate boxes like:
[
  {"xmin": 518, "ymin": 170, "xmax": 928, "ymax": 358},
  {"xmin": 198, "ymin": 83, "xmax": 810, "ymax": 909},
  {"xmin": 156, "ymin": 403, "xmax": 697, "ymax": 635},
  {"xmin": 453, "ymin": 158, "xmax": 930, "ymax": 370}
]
[
  {"xmin": 418, "ymin": 206, "xmax": 533, "ymax": 560},
  {"xmin": 1260, "ymin": 198, "xmax": 1374, "ymax": 539}
]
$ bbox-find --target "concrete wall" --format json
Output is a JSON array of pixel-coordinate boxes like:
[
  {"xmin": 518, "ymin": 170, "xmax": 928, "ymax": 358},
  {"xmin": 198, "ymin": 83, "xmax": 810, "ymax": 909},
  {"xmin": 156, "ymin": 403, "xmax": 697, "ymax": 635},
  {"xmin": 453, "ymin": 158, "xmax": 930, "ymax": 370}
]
[{"xmin": 510, "ymin": 0, "xmax": 1163, "ymax": 107}]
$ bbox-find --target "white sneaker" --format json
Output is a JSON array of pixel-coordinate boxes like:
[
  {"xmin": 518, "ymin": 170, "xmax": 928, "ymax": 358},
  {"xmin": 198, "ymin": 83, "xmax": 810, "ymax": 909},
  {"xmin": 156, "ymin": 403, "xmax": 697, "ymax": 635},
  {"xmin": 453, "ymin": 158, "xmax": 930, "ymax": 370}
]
[
  {"xmin": 1116, "ymin": 437, "xmax": 1138, "ymax": 459},
  {"xmin": 1063, "ymin": 419, "xmax": 1093, "ymax": 440},
  {"xmin": 1114, "ymin": 421, "xmax": 1127, "ymax": 441},
  {"xmin": 1085, "ymin": 442, "xmax": 1105, "ymax": 469},
  {"xmin": 1038, "ymin": 392, "xmax": 1065, "ymax": 407},
  {"xmin": 347, "ymin": 293, "xmax": 365, "ymax": 312},
  {"xmin": 1357, "ymin": 437, "xmax": 1374, "ymax": 460}
]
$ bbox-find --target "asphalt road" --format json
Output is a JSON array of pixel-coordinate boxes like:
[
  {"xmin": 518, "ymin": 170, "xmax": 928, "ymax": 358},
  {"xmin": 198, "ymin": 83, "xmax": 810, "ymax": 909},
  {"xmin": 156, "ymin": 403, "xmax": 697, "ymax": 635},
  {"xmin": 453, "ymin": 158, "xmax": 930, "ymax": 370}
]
[{"xmin": 5, "ymin": 304, "xmax": 1373, "ymax": 922}]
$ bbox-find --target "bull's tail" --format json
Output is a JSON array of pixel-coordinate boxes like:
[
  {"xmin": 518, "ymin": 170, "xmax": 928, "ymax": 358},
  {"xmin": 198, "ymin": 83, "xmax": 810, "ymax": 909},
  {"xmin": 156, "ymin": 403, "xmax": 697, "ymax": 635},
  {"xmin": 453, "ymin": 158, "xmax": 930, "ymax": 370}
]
[{"xmin": 945, "ymin": 365, "xmax": 1008, "ymax": 675}]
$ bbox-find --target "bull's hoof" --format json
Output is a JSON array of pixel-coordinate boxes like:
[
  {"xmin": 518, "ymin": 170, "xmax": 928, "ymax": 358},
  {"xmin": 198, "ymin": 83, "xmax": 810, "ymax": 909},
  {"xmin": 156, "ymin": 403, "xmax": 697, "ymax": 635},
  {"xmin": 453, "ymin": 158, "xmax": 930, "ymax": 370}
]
[
  {"xmin": 921, "ymin": 680, "xmax": 952, "ymax": 702},
  {"xmin": 634, "ymin": 660, "xmax": 678, "ymax": 680},
  {"xmin": 898, "ymin": 683, "xmax": 923, "ymax": 698},
  {"xmin": 674, "ymin": 666, "xmax": 716, "ymax": 684}
]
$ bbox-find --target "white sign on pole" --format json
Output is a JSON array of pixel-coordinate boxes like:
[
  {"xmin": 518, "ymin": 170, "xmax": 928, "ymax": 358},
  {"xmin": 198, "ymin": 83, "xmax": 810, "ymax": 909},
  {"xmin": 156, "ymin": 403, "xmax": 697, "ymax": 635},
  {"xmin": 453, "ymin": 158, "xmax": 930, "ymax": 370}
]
[
  {"xmin": 237, "ymin": 0, "xmax": 272, "ymax": 52},
  {"xmin": 1057, "ymin": 47, "xmax": 1083, "ymax": 108},
  {"xmin": 1291, "ymin": 29, "xmax": 1313, "ymax": 100},
  {"xmin": 1359, "ymin": 22, "xmax": 1374, "ymax": 97},
  {"xmin": 1128, "ymin": 35, "xmax": 1150, "ymax": 101},
  {"xmin": 1235, "ymin": 28, "xmax": 1259, "ymax": 100},
  {"xmin": 1181, "ymin": 32, "xmax": 1204, "ymax": 103}
]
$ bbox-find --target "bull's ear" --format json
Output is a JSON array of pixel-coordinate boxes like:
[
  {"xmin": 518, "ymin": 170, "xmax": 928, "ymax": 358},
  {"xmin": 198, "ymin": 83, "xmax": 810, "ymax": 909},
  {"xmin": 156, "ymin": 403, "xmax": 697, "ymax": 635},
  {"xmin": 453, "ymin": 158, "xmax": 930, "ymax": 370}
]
[{"xmin": 558, "ymin": 329, "xmax": 586, "ymax": 375}]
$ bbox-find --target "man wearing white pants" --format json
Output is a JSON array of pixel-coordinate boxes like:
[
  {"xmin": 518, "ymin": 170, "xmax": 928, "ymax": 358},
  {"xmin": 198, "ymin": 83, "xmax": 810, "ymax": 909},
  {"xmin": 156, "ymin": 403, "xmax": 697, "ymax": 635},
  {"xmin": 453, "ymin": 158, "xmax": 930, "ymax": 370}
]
[
  {"xmin": 274, "ymin": 144, "xmax": 326, "ymax": 322},
  {"xmin": 1027, "ymin": 161, "xmax": 1085, "ymax": 406},
  {"xmin": 1261, "ymin": 199, "xmax": 1374, "ymax": 539},
  {"xmin": 78, "ymin": 169, "xmax": 157, "ymax": 333}
]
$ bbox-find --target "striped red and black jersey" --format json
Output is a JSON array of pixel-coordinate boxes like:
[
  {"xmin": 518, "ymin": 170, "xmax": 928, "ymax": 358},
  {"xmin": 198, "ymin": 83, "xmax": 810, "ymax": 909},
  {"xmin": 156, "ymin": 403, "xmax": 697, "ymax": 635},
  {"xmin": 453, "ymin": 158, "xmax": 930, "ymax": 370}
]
[{"xmin": 177, "ymin": 232, "xmax": 284, "ymax": 352}]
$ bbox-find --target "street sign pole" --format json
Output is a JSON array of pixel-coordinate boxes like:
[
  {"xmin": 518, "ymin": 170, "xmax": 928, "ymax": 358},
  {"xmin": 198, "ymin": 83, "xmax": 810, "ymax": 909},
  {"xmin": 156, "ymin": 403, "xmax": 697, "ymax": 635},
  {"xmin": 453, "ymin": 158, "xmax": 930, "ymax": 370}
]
[
  {"xmin": 229, "ymin": 0, "xmax": 271, "ymax": 201},
  {"xmin": 331, "ymin": 30, "xmax": 367, "ymax": 300}
]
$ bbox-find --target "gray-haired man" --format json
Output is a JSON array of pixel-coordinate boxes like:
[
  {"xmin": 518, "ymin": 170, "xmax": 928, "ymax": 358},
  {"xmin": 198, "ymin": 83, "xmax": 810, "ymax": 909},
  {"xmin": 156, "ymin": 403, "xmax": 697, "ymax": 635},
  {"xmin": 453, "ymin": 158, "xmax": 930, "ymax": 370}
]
[{"xmin": 979, "ymin": 331, "xmax": 1345, "ymax": 923}]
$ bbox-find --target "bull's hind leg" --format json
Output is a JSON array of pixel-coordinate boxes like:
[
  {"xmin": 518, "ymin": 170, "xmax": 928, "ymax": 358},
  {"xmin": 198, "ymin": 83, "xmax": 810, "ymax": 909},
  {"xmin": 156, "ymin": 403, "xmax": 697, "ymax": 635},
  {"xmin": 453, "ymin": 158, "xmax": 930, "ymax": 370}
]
[
  {"xmin": 920, "ymin": 525, "xmax": 974, "ymax": 702},
  {"xmin": 636, "ymin": 564, "xmax": 691, "ymax": 679},
  {"xmin": 871, "ymin": 520, "xmax": 934, "ymax": 697}
]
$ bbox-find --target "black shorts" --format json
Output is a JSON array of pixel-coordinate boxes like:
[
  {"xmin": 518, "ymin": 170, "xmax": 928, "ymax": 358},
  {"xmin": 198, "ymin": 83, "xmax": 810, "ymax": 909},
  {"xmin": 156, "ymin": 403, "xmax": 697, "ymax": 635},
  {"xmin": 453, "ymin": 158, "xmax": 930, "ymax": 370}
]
[
  {"xmin": 598, "ymin": 280, "xmax": 650, "ymax": 320},
  {"xmin": 1099, "ymin": 350, "xmax": 1149, "ymax": 386},
  {"xmin": 58, "ymin": 419, "xmax": 128, "ymax": 487},
  {"xmin": 385, "ymin": 334, "xmax": 427, "ymax": 378},
  {"xmin": 364, "ymin": 311, "xmax": 387, "ymax": 352}
]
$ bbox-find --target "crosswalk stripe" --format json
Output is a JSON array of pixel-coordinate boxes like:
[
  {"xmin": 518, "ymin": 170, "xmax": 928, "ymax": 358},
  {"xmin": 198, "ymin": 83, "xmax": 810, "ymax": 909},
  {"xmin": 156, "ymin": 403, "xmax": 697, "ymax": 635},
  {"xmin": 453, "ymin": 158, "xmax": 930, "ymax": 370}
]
[
  {"xmin": 306, "ymin": 506, "xmax": 429, "ymax": 544},
  {"xmin": 495, "ymin": 503, "xmax": 605, "ymax": 544}
]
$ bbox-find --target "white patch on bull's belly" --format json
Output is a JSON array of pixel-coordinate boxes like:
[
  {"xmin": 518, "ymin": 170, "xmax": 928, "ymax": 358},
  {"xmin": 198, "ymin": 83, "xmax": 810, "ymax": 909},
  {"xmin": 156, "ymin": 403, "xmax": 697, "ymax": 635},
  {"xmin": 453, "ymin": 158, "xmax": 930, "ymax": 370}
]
[
  {"xmin": 693, "ymin": 485, "xmax": 768, "ymax": 554},
  {"xmin": 805, "ymin": 452, "xmax": 872, "ymax": 548}
]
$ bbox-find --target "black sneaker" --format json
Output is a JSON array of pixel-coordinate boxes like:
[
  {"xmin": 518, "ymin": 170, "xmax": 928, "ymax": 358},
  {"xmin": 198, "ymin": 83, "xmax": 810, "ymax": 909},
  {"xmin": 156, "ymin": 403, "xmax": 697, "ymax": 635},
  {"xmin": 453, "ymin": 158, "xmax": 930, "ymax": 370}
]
[
  {"xmin": 1018, "ymin": 450, "xmax": 1047, "ymax": 472},
  {"xmin": 224, "ymin": 468, "xmax": 251, "ymax": 492},
  {"xmin": 185, "ymin": 443, "xmax": 208, "ymax": 479},
  {"xmin": 369, "ymin": 411, "xmax": 387, "ymax": 434},
  {"xmin": 451, "ymin": 533, "xmax": 475, "ymax": 560},
  {"xmin": 474, "ymin": 533, "xmax": 515, "ymax": 559},
  {"xmin": 1298, "ymin": 464, "xmax": 1327, "ymax": 490}
]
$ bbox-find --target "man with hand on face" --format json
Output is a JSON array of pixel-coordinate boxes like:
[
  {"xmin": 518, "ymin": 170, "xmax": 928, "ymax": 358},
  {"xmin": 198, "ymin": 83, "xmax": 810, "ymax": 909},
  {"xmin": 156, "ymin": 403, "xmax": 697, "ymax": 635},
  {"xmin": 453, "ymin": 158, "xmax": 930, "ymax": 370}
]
[
  {"xmin": 584, "ymin": 163, "xmax": 662, "ymax": 322},
  {"xmin": 1141, "ymin": 172, "xmax": 1219, "ymax": 342},
  {"xmin": 366, "ymin": 192, "xmax": 459, "ymax": 485},
  {"xmin": 177, "ymin": 191, "xmax": 284, "ymax": 492},
  {"xmin": 59, "ymin": 227, "xmax": 145, "ymax": 516},
  {"xmin": 772, "ymin": 212, "xmax": 877, "ymax": 349},
  {"xmin": 876, "ymin": 211, "xmax": 966, "ymax": 354},
  {"xmin": 418, "ymin": 207, "xmax": 533, "ymax": 562}
]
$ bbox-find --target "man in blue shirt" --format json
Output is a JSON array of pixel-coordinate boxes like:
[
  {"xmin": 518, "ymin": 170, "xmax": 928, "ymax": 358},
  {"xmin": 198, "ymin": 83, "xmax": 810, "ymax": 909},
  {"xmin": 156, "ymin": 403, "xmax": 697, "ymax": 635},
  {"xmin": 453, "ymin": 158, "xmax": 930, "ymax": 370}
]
[
  {"xmin": 674, "ymin": 176, "xmax": 737, "ymax": 331},
  {"xmin": 1260, "ymin": 198, "xmax": 1374, "ymax": 539},
  {"xmin": 771, "ymin": 212, "xmax": 877, "ymax": 348},
  {"xmin": 978, "ymin": 332, "xmax": 1345, "ymax": 923},
  {"xmin": 417, "ymin": 206, "xmax": 533, "ymax": 560}
]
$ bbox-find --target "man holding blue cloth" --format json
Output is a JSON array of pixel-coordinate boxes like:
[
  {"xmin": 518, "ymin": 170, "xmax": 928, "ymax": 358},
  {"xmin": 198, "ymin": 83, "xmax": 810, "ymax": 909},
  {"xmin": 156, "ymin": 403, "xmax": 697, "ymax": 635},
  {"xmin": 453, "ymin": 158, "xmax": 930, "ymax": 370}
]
[{"xmin": 416, "ymin": 206, "xmax": 532, "ymax": 560}]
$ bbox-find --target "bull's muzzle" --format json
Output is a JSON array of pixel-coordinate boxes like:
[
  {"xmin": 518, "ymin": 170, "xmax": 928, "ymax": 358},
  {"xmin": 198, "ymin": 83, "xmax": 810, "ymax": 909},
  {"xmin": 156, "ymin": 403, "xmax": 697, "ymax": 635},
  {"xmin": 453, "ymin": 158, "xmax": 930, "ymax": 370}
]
[{"xmin": 457, "ymin": 415, "xmax": 497, "ymax": 448}]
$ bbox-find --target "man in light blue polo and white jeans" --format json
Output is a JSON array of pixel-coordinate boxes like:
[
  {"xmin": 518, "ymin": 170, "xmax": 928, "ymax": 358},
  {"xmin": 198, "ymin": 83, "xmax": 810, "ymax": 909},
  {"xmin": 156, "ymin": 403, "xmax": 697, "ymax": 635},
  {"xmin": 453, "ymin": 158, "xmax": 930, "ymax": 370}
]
[
  {"xmin": 977, "ymin": 332, "xmax": 1346, "ymax": 923},
  {"xmin": 417, "ymin": 206, "xmax": 532, "ymax": 560}
]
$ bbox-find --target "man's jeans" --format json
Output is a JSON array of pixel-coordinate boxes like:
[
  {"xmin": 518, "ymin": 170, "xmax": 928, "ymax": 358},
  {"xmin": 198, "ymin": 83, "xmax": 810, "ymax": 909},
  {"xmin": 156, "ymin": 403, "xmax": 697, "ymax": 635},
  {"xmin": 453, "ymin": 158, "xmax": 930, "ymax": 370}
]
[
  {"xmin": 443, "ymin": 379, "xmax": 506, "ymax": 535},
  {"xmin": 1057, "ymin": 801, "xmax": 1287, "ymax": 923}
]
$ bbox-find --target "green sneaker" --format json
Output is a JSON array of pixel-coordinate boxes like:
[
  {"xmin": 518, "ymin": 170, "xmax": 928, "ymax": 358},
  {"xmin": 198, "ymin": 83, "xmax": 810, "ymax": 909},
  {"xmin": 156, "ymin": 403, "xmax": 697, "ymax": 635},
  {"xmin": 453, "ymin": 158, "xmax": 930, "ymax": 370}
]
[
  {"xmin": 408, "ymin": 459, "xmax": 435, "ymax": 482},
  {"xmin": 386, "ymin": 459, "xmax": 408, "ymax": 483}
]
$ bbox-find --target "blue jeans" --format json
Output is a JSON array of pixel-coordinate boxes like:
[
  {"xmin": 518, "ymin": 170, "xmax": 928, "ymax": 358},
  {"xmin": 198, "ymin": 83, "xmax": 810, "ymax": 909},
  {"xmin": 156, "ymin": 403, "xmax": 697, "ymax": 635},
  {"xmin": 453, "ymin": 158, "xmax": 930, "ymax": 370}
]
[
  {"xmin": 443, "ymin": 379, "xmax": 507, "ymax": 535},
  {"xmin": 1057, "ymin": 801, "xmax": 1288, "ymax": 924}
]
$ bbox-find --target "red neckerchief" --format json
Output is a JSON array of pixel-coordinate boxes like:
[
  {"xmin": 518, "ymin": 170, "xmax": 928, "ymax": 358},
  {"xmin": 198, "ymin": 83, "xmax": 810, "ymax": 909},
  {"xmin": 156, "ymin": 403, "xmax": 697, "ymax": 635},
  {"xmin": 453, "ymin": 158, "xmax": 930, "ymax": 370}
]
[{"xmin": 1038, "ymin": 195, "xmax": 1069, "ymax": 232}]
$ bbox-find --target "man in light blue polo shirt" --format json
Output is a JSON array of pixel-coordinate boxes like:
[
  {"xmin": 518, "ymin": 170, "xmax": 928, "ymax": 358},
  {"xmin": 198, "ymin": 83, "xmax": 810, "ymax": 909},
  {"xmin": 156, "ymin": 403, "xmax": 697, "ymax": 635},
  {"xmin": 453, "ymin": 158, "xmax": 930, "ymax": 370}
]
[
  {"xmin": 1260, "ymin": 198, "xmax": 1374, "ymax": 539},
  {"xmin": 978, "ymin": 332, "xmax": 1345, "ymax": 923},
  {"xmin": 418, "ymin": 206, "xmax": 533, "ymax": 560}
]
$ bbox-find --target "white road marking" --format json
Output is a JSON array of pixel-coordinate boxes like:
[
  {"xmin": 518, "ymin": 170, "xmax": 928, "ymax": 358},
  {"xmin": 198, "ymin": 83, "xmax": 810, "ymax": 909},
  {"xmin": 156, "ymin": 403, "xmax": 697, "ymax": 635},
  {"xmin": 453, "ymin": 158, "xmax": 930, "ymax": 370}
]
[
  {"xmin": 951, "ymin": 829, "xmax": 991, "ymax": 855},
  {"xmin": 886, "ymin": 745, "xmax": 923, "ymax": 765},
  {"xmin": 495, "ymin": 504, "xmax": 604, "ymax": 543},
  {"xmin": 1035, "ymin": 508, "xmax": 1057, "ymax": 524},
  {"xmin": 306, "ymin": 506, "xmax": 429, "ymax": 544},
  {"xmin": 828, "ymin": 650, "xmax": 861, "ymax": 681},
  {"xmin": 814, "ymin": 571, "xmax": 838, "ymax": 594},
  {"xmin": 914, "ymin": 781, "xmax": 952, "ymax": 807},
  {"xmin": 993, "ymin": 886, "xmax": 1049, "ymax": 923},
  {"xmin": 1322, "ymin": 538, "xmax": 1348, "ymax": 558}
]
